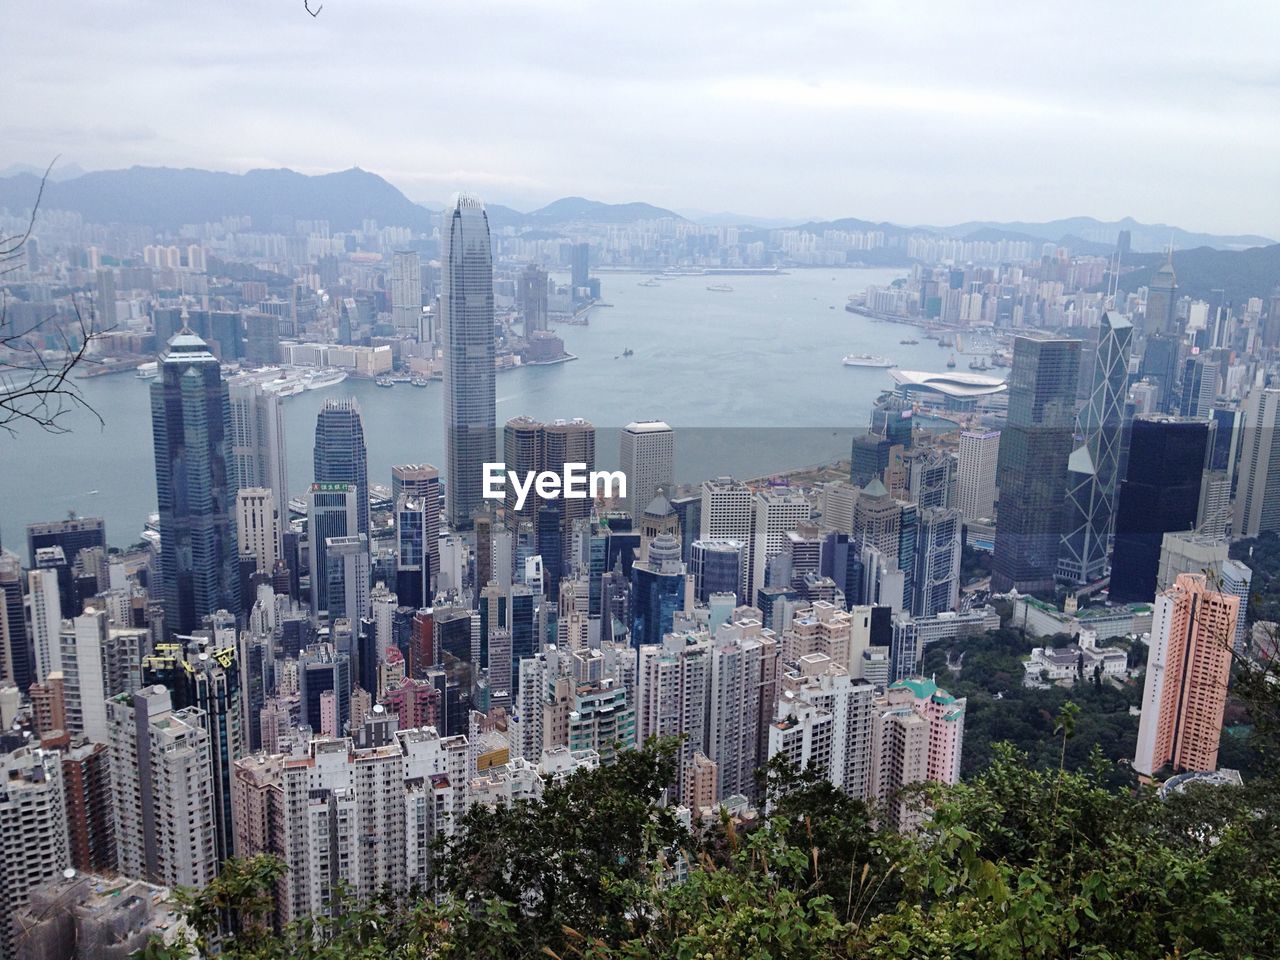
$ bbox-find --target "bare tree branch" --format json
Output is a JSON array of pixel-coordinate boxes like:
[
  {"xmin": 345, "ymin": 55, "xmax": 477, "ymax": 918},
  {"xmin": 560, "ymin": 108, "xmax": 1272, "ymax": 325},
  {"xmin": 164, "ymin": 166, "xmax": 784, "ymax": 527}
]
[{"xmin": 0, "ymin": 159, "xmax": 112, "ymax": 435}]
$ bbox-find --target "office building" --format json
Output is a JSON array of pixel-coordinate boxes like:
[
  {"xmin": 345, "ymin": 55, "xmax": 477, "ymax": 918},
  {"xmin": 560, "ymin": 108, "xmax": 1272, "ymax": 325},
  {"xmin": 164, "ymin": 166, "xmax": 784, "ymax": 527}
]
[
  {"xmin": 393, "ymin": 464, "xmax": 440, "ymax": 594},
  {"xmin": 227, "ymin": 379, "xmax": 289, "ymax": 527},
  {"xmin": 441, "ymin": 195, "xmax": 497, "ymax": 530},
  {"xmin": 1180, "ymin": 354, "xmax": 1218, "ymax": 419},
  {"xmin": 1143, "ymin": 257, "xmax": 1178, "ymax": 337},
  {"xmin": 390, "ymin": 250, "xmax": 423, "ymax": 338},
  {"xmin": 518, "ymin": 263, "xmax": 549, "ymax": 338},
  {"xmin": 690, "ymin": 539, "xmax": 746, "ymax": 603},
  {"xmin": 1110, "ymin": 416, "xmax": 1211, "ymax": 603},
  {"xmin": 236, "ymin": 487, "xmax": 279, "ymax": 573},
  {"xmin": 314, "ymin": 398, "xmax": 370, "ymax": 537},
  {"xmin": 752, "ymin": 487, "xmax": 812, "ymax": 600},
  {"xmin": 992, "ymin": 334, "xmax": 1081, "ymax": 595},
  {"xmin": 325, "ymin": 534, "xmax": 371, "ymax": 622},
  {"xmin": 1234, "ymin": 387, "xmax": 1280, "ymax": 538},
  {"xmin": 1134, "ymin": 574, "xmax": 1238, "ymax": 776},
  {"xmin": 308, "ymin": 483, "xmax": 357, "ymax": 620},
  {"xmin": 25, "ymin": 515, "xmax": 105, "ymax": 574},
  {"xmin": 1058, "ymin": 312, "xmax": 1132, "ymax": 584},
  {"xmin": 620, "ymin": 421, "xmax": 674, "ymax": 519},
  {"xmin": 913, "ymin": 507, "xmax": 961, "ymax": 617},
  {"xmin": 151, "ymin": 325, "xmax": 241, "ymax": 634},
  {"xmin": 0, "ymin": 551, "xmax": 35, "ymax": 692}
]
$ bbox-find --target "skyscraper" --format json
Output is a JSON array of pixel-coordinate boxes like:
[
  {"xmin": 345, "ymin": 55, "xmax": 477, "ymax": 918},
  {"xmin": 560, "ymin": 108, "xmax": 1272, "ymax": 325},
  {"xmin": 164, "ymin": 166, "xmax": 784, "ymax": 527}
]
[
  {"xmin": 1109, "ymin": 416, "xmax": 1212, "ymax": 604},
  {"xmin": 392, "ymin": 464, "xmax": 441, "ymax": 592},
  {"xmin": 955, "ymin": 430, "xmax": 999, "ymax": 522},
  {"xmin": 106, "ymin": 686, "xmax": 217, "ymax": 889},
  {"xmin": 235, "ymin": 487, "xmax": 279, "ymax": 574},
  {"xmin": 1134, "ymin": 573, "xmax": 1237, "ymax": 776},
  {"xmin": 991, "ymin": 333, "xmax": 1081, "ymax": 595},
  {"xmin": 0, "ymin": 551, "xmax": 34, "ymax": 692},
  {"xmin": 228, "ymin": 378, "xmax": 289, "ymax": 528},
  {"xmin": 440, "ymin": 195, "xmax": 496, "ymax": 531},
  {"xmin": 1234, "ymin": 387, "xmax": 1280, "ymax": 539},
  {"xmin": 151, "ymin": 327, "xmax": 241, "ymax": 634},
  {"xmin": 1058, "ymin": 312, "xmax": 1132, "ymax": 585},
  {"xmin": 314, "ymin": 397, "xmax": 370, "ymax": 537},
  {"xmin": 913, "ymin": 507, "xmax": 961, "ymax": 617},
  {"xmin": 752, "ymin": 487, "xmax": 812, "ymax": 601},
  {"xmin": 308, "ymin": 483, "xmax": 358, "ymax": 620},
  {"xmin": 1143, "ymin": 257, "xmax": 1178, "ymax": 337},
  {"xmin": 517, "ymin": 264, "xmax": 549, "ymax": 338},
  {"xmin": 390, "ymin": 250, "xmax": 423, "ymax": 338},
  {"xmin": 1179, "ymin": 353, "xmax": 1218, "ymax": 419},
  {"xmin": 620, "ymin": 420, "xmax": 674, "ymax": 519}
]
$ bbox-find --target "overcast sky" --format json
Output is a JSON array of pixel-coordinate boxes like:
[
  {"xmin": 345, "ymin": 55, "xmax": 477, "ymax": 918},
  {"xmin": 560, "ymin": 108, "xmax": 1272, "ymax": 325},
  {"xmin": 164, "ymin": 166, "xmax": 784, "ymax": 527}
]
[{"xmin": 5, "ymin": 1, "xmax": 1278, "ymax": 234}]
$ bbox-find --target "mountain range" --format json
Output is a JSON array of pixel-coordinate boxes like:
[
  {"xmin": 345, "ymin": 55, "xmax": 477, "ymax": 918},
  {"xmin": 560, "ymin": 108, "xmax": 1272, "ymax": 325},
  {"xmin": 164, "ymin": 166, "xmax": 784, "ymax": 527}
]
[{"xmin": 0, "ymin": 165, "xmax": 1271, "ymax": 256}]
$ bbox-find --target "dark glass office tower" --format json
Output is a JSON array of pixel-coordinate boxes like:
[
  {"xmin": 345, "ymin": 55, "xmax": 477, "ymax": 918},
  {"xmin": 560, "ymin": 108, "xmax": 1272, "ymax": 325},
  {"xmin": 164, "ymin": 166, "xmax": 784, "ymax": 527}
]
[
  {"xmin": 1109, "ymin": 416, "xmax": 1212, "ymax": 603},
  {"xmin": 1139, "ymin": 333, "xmax": 1181, "ymax": 413},
  {"xmin": 1144, "ymin": 258, "xmax": 1178, "ymax": 337},
  {"xmin": 150, "ymin": 327, "xmax": 241, "ymax": 635},
  {"xmin": 314, "ymin": 397, "xmax": 369, "ymax": 537},
  {"xmin": 1059, "ymin": 312, "xmax": 1132, "ymax": 584},
  {"xmin": 992, "ymin": 333, "xmax": 1081, "ymax": 595},
  {"xmin": 441, "ymin": 195, "xmax": 496, "ymax": 531}
]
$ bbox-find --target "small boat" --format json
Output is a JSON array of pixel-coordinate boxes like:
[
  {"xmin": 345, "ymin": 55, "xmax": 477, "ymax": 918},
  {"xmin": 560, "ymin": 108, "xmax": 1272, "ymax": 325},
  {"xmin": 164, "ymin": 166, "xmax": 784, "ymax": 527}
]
[
  {"xmin": 842, "ymin": 354, "xmax": 896, "ymax": 368},
  {"xmin": 375, "ymin": 376, "xmax": 395, "ymax": 388},
  {"xmin": 946, "ymin": 354, "xmax": 957, "ymax": 369},
  {"xmin": 968, "ymin": 358, "xmax": 989, "ymax": 371},
  {"xmin": 706, "ymin": 283, "xmax": 734, "ymax": 292},
  {"xmin": 622, "ymin": 348, "xmax": 634, "ymax": 357},
  {"xmin": 899, "ymin": 338, "xmax": 919, "ymax": 345},
  {"xmin": 637, "ymin": 278, "xmax": 660, "ymax": 287},
  {"xmin": 410, "ymin": 377, "xmax": 429, "ymax": 388}
]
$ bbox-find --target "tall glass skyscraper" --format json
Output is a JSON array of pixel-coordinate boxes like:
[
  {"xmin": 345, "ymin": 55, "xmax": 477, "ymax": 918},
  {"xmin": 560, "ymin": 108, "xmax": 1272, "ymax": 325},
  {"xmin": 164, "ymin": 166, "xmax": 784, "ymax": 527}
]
[
  {"xmin": 313, "ymin": 397, "xmax": 369, "ymax": 537},
  {"xmin": 1058, "ymin": 312, "xmax": 1132, "ymax": 585},
  {"xmin": 1109, "ymin": 416, "xmax": 1213, "ymax": 603},
  {"xmin": 441, "ymin": 194, "xmax": 496, "ymax": 531},
  {"xmin": 150, "ymin": 326, "xmax": 241, "ymax": 635},
  {"xmin": 992, "ymin": 333, "xmax": 1081, "ymax": 596}
]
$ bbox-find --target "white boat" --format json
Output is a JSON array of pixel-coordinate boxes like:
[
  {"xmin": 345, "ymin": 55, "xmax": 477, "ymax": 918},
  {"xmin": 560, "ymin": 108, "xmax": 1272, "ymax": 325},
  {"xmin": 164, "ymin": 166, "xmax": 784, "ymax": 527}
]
[
  {"xmin": 304, "ymin": 369, "xmax": 348, "ymax": 390},
  {"xmin": 135, "ymin": 362, "xmax": 158, "ymax": 380},
  {"xmin": 842, "ymin": 354, "xmax": 896, "ymax": 368},
  {"xmin": 706, "ymin": 283, "xmax": 734, "ymax": 292},
  {"xmin": 263, "ymin": 377, "xmax": 305, "ymax": 397}
]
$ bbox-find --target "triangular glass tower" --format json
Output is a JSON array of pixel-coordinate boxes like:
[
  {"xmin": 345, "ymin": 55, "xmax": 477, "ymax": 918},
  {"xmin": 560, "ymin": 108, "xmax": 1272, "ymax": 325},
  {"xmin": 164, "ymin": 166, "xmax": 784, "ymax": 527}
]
[{"xmin": 1058, "ymin": 312, "xmax": 1132, "ymax": 583}]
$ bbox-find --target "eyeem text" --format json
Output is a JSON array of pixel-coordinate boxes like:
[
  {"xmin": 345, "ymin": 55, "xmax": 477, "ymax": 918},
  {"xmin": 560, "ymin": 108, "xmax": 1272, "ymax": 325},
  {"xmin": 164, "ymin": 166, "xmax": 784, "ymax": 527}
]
[{"xmin": 482, "ymin": 462, "xmax": 627, "ymax": 511}]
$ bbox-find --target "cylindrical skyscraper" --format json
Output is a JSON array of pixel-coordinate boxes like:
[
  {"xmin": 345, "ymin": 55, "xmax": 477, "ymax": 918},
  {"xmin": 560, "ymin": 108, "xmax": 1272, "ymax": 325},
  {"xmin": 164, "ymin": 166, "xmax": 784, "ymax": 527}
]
[{"xmin": 441, "ymin": 195, "xmax": 496, "ymax": 531}]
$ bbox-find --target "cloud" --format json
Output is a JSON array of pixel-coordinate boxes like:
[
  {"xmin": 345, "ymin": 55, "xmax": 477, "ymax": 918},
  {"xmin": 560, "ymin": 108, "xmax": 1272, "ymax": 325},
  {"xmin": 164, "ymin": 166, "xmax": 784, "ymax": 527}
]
[{"xmin": 1, "ymin": 0, "xmax": 1277, "ymax": 233}]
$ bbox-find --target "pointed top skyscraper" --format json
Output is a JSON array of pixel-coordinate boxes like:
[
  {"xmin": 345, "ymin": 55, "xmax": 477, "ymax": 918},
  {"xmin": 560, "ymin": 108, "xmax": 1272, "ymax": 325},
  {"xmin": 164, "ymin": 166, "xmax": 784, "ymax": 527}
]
[
  {"xmin": 151, "ymin": 328, "xmax": 241, "ymax": 634},
  {"xmin": 440, "ymin": 194, "xmax": 496, "ymax": 531},
  {"xmin": 1058, "ymin": 312, "xmax": 1132, "ymax": 584}
]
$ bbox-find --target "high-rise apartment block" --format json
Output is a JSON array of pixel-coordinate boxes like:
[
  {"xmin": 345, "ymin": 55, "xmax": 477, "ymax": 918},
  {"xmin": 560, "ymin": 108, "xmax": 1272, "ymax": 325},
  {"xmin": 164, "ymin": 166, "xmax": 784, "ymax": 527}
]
[{"xmin": 1134, "ymin": 574, "xmax": 1238, "ymax": 777}]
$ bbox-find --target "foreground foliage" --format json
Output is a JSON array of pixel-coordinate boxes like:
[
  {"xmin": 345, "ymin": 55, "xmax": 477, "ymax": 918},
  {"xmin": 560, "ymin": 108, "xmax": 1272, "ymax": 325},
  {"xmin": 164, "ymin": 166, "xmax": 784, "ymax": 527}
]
[{"xmin": 143, "ymin": 726, "xmax": 1280, "ymax": 960}]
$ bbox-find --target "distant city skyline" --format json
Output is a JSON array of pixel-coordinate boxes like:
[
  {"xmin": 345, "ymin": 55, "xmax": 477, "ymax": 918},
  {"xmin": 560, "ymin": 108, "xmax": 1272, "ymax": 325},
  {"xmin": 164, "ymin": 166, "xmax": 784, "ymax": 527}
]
[{"xmin": 4, "ymin": 2, "xmax": 1279, "ymax": 235}]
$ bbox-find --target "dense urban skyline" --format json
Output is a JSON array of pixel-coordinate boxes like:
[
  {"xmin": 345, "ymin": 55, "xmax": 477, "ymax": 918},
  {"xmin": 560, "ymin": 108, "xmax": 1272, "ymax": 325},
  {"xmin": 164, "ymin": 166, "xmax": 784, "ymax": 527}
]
[{"xmin": 5, "ymin": 2, "xmax": 1280, "ymax": 234}]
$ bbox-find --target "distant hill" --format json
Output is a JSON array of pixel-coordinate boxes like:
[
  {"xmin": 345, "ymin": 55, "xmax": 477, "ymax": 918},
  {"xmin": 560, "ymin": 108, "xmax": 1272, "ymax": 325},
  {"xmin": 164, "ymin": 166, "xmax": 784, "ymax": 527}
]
[
  {"xmin": 932, "ymin": 216, "xmax": 1272, "ymax": 253},
  {"xmin": 524, "ymin": 196, "xmax": 683, "ymax": 224},
  {"xmin": 1118, "ymin": 244, "xmax": 1280, "ymax": 303},
  {"xmin": 0, "ymin": 166, "xmax": 435, "ymax": 232}
]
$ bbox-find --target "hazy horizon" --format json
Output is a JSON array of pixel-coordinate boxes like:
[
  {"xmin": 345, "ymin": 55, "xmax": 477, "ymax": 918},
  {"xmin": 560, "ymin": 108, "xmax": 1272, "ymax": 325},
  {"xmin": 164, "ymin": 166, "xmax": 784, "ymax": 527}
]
[{"xmin": 5, "ymin": 1, "xmax": 1279, "ymax": 236}]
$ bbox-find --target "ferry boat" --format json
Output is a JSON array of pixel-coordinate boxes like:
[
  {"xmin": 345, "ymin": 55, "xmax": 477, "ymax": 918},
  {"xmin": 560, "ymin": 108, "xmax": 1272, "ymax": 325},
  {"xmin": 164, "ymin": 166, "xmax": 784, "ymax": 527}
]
[
  {"xmin": 410, "ymin": 377, "xmax": 429, "ymax": 388},
  {"xmin": 899, "ymin": 338, "xmax": 919, "ymax": 345},
  {"xmin": 706, "ymin": 283, "xmax": 734, "ymax": 292},
  {"xmin": 135, "ymin": 362, "xmax": 158, "ymax": 380},
  {"xmin": 968, "ymin": 357, "xmax": 990, "ymax": 371},
  {"xmin": 375, "ymin": 376, "xmax": 395, "ymax": 388},
  {"xmin": 637, "ymin": 278, "xmax": 661, "ymax": 287},
  {"xmin": 946, "ymin": 354, "xmax": 957, "ymax": 369},
  {"xmin": 842, "ymin": 354, "xmax": 896, "ymax": 368}
]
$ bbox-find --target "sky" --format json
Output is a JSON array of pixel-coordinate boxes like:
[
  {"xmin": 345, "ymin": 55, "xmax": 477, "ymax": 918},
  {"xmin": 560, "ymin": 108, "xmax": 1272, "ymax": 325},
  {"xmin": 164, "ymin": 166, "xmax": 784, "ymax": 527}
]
[{"xmin": 4, "ymin": 1, "xmax": 1279, "ymax": 235}]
